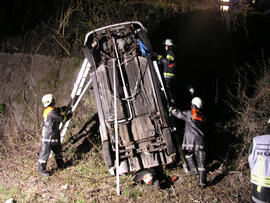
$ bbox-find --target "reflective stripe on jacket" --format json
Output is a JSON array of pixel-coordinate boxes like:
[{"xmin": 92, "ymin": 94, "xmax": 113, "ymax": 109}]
[
  {"xmin": 43, "ymin": 106, "xmax": 54, "ymax": 120},
  {"xmin": 42, "ymin": 106, "xmax": 64, "ymax": 143},
  {"xmin": 249, "ymin": 135, "xmax": 270, "ymax": 191},
  {"xmin": 192, "ymin": 108, "xmax": 203, "ymax": 122},
  {"xmin": 163, "ymin": 47, "xmax": 176, "ymax": 79},
  {"xmin": 164, "ymin": 72, "xmax": 175, "ymax": 78}
]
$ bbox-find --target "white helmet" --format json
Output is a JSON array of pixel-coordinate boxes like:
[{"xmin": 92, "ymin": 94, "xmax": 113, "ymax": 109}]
[
  {"xmin": 42, "ymin": 94, "xmax": 53, "ymax": 107},
  {"xmin": 191, "ymin": 97, "xmax": 203, "ymax": 109},
  {"xmin": 164, "ymin": 39, "xmax": 173, "ymax": 46},
  {"xmin": 187, "ymin": 85, "xmax": 195, "ymax": 96},
  {"xmin": 189, "ymin": 87, "xmax": 195, "ymax": 95}
]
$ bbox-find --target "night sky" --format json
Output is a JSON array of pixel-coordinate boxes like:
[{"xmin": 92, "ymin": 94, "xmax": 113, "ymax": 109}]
[{"xmin": 0, "ymin": 0, "xmax": 54, "ymax": 35}]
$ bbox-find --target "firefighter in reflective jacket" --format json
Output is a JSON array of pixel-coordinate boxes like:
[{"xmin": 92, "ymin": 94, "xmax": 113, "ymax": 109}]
[
  {"xmin": 248, "ymin": 121, "xmax": 270, "ymax": 202},
  {"xmin": 38, "ymin": 94, "xmax": 72, "ymax": 176},
  {"xmin": 158, "ymin": 39, "xmax": 176, "ymax": 104},
  {"xmin": 170, "ymin": 97, "xmax": 207, "ymax": 188}
]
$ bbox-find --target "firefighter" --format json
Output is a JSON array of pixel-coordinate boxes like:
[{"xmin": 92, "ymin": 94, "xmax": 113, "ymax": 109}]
[
  {"xmin": 38, "ymin": 94, "xmax": 72, "ymax": 176},
  {"xmin": 158, "ymin": 39, "xmax": 176, "ymax": 105},
  {"xmin": 169, "ymin": 97, "xmax": 207, "ymax": 188},
  {"xmin": 248, "ymin": 120, "xmax": 270, "ymax": 202}
]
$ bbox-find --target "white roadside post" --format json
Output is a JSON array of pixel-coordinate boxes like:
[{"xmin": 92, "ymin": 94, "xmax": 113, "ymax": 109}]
[{"xmin": 113, "ymin": 58, "xmax": 120, "ymax": 195}]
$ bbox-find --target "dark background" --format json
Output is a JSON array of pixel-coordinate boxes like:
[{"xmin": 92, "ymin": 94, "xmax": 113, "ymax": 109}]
[
  {"xmin": 1, "ymin": 0, "xmax": 270, "ymax": 121},
  {"xmin": 150, "ymin": 11, "xmax": 270, "ymax": 121}
]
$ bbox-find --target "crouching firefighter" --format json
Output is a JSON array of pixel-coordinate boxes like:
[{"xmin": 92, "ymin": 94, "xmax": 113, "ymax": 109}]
[
  {"xmin": 248, "ymin": 120, "xmax": 270, "ymax": 203},
  {"xmin": 169, "ymin": 97, "xmax": 207, "ymax": 188},
  {"xmin": 38, "ymin": 94, "xmax": 72, "ymax": 177}
]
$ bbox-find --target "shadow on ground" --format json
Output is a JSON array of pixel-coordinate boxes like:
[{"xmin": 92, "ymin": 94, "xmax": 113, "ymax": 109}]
[{"xmin": 62, "ymin": 113, "xmax": 101, "ymax": 168}]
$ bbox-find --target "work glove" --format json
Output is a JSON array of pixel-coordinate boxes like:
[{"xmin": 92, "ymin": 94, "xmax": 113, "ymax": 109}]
[
  {"xmin": 66, "ymin": 112, "xmax": 73, "ymax": 120},
  {"xmin": 60, "ymin": 106, "xmax": 68, "ymax": 113},
  {"xmin": 168, "ymin": 106, "xmax": 176, "ymax": 118},
  {"xmin": 170, "ymin": 99, "xmax": 175, "ymax": 105},
  {"xmin": 63, "ymin": 112, "xmax": 73, "ymax": 122},
  {"xmin": 157, "ymin": 55, "xmax": 162, "ymax": 61}
]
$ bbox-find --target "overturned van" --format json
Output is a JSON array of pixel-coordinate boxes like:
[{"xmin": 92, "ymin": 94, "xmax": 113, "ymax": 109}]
[{"xmin": 82, "ymin": 21, "xmax": 177, "ymax": 175}]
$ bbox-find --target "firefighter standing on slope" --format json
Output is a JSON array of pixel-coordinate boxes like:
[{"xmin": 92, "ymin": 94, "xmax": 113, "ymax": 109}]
[
  {"xmin": 169, "ymin": 97, "xmax": 207, "ymax": 188},
  {"xmin": 38, "ymin": 94, "xmax": 72, "ymax": 176},
  {"xmin": 158, "ymin": 39, "xmax": 176, "ymax": 105},
  {"xmin": 248, "ymin": 119, "xmax": 270, "ymax": 202}
]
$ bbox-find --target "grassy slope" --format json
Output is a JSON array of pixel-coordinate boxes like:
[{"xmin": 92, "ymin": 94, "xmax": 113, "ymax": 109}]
[{"xmin": 0, "ymin": 148, "xmax": 251, "ymax": 203}]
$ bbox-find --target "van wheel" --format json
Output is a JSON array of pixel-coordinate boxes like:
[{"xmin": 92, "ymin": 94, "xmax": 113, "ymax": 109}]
[{"xmin": 102, "ymin": 140, "xmax": 114, "ymax": 167}]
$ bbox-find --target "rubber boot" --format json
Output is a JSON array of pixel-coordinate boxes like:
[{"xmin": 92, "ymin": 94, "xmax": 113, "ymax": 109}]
[
  {"xmin": 185, "ymin": 154, "xmax": 198, "ymax": 175},
  {"xmin": 56, "ymin": 157, "xmax": 64, "ymax": 170},
  {"xmin": 199, "ymin": 171, "xmax": 207, "ymax": 189},
  {"xmin": 53, "ymin": 145, "xmax": 64, "ymax": 170},
  {"xmin": 38, "ymin": 163, "xmax": 49, "ymax": 177},
  {"xmin": 182, "ymin": 162, "xmax": 189, "ymax": 174}
]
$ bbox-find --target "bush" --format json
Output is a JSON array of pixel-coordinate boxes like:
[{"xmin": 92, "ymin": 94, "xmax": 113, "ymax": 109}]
[{"xmin": 226, "ymin": 61, "xmax": 270, "ymax": 170}]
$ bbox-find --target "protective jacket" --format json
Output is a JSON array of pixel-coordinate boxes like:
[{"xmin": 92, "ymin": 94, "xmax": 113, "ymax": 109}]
[
  {"xmin": 171, "ymin": 107, "xmax": 205, "ymax": 151},
  {"xmin": 163, "ymin": 47, "xmax": 176, "ymax": 80},
  {"xmin": 248, "ymin": 134, "xmax": 270, "ymax": 203},
  {"xmin": 42, "ymin": 106, "xmax": 66, "ymax": 144}
]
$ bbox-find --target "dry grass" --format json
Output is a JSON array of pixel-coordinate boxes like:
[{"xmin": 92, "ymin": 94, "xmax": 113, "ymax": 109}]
[
  {"xmin": 0, "ymin": 107, "xmax": 253, "ymax": 202},
  {"xmin": 0, "ymin": 148, "xmax": 252, "ymax": 203}
]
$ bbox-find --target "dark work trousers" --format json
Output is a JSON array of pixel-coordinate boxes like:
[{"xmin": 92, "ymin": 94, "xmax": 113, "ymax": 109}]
[
  {"xmin": 38, "ymin": 141, "xmax": 64, "ymax": 171},
  {"xmin": 185, "ymin": 150, "xmax": 206, "ymax": 172},
  {"xmin": 164, "ymin": 78, "xmax": 175, "ymax": 104},
  {"xmin": 252, "ymin": 183, "xmax": 270, "ymax": 203},
  {"xmin": 194, "ymin": 150, "xmax": 206, "ymax": 172}
]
